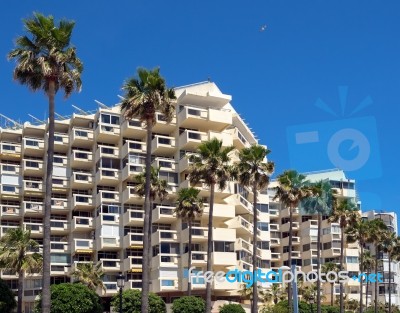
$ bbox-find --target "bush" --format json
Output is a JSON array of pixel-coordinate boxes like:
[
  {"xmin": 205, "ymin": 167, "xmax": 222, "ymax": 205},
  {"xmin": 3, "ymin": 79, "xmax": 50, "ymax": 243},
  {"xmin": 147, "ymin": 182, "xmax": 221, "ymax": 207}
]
[
  {"xmin": 273, "ymin": 300, "xmax": 340, "ymax": 313},
  {"xmin": 0, "ymin": 279, "xmax": 16, "ymax": 313},
  {"xmin": 219, "ymin": 303, "xmax": 246, "ymax": 313},
  {"xmin": 34, "ymin": 283, "xmax": 102, "ymax": 313},
  {"xmin": 172, "ymin": 296, "xmax": 205, "ymax": 313},
  {"xmin": 111, "ymin": 289, "xmax": 166, "ymax": 313}
]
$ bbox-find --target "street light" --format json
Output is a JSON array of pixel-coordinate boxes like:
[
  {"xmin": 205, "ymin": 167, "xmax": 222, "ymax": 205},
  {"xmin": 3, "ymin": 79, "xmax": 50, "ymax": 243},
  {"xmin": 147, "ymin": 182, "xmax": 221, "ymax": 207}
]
[
  {"xmin": 117, "ymin": 273, "xmax": 125, "ymax": 313},
  {"xmin": 309, "ymin": 295, "xmax": 315, "ymax": 313}
]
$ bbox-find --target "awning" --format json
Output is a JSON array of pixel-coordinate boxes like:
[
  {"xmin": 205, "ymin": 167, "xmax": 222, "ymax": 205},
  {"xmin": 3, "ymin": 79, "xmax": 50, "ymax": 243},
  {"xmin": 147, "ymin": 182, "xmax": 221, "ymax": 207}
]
[
  {"xmin": 75, "ymin": 249, "xmax": 93, "ymax": 254},
  {"xmin": 130, "ymin": 268, "xmax": 142, "ymax": 273}
]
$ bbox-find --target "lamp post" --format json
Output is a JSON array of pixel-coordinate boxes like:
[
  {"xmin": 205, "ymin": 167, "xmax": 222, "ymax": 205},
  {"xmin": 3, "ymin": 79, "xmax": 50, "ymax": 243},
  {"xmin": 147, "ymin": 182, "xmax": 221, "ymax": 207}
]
[
  {"xmin": 310, "ymin": 296, "xmax": 315, "ymax": 313},
  {"xmin": 117, "ymin": 273, "xmax": 125, "ymax": 313}
]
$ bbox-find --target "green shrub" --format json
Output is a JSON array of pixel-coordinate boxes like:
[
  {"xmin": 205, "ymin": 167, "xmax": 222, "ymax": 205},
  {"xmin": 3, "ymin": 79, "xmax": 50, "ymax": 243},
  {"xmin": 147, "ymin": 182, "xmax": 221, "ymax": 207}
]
[
  {"xmin": 219, "ymin": 303, "xmax": 246, "ymax": 313},
  {"xmin": 0, "ymin": 279, "xmax": 16, "ymax": 313},
  {"xmin": 34, "ymin": 283, "xmax": 102, "ymax": 313},
  {"xmin": 172, "ymin": 296, "xmax": 205, "ymax": 313},
  {"xmin": 111, "ymin": 289, "xmax": 166, "ymax": 313}
]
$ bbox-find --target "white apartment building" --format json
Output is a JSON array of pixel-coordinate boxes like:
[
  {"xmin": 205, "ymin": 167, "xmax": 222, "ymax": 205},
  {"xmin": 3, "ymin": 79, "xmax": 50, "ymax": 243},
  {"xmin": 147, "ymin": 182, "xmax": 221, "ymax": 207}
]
[
  {"xmin": 268, "ymin": 169, "xmax": 362, "ymax": 305},
  {"xmin": 0, "ymin": 81, "xmax": 272, "ymax": 312},
  {"xmin": 363, "ymin": 210, "xmax": 400, "ymax": 307}
]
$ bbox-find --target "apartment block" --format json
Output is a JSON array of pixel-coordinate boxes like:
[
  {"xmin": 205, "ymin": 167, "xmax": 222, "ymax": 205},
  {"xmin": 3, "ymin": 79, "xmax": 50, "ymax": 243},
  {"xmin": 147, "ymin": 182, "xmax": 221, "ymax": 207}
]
[
  {"xmin": 363, "ymin": 210, "xmax": 400, "ymax": 307},
  {"xmin": 0, "ymin": 81, "xmax": 272, "ymax": 311},
  {"xmin": 268, "ymin": 169, "xmax": 362, "ymax": 304}
]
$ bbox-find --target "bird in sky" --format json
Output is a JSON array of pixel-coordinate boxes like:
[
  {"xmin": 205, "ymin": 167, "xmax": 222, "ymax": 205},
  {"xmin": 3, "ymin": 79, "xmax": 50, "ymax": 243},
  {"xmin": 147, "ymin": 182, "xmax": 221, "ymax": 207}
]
[{"xmin": 260, "ymin": 24, "xmax": 267, "ymax": 31}]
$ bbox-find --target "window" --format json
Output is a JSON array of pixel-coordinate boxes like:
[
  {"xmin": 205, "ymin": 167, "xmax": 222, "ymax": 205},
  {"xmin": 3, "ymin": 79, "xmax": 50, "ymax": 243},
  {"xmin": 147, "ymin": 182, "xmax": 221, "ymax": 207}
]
[
  {"xmin": 2, "ymin": 185, "xmax": 15, "ymax": 192},
  {"xmin": 257, "ymin": 241, "xmax": 270, "ymax": 250},
  {"xmin": 50, "ymin": 253, "xmax": 70, "ymax": 264},
  {"xmin": 346, "ymin": 256, "xmax": 359, "ymax": 264},
  {"xmin": 161, "ymin": 280, "xmax": 174, "ymax": 287},
  {"xmin": 26, "ymin": 139, "xmax": 39, "ymax": 147},
  {"xmin": 101, "ymin": 114, "xmax": 120, "ymax": 125},
  {"xmin": 331, "ymin": 225, "xmax": 340, "ymax": 233},
  {"xmin": 257, "ymin": 222, "xmax": 269, "ymax": 231},
  {"xmin": 256, "ymin": 203, "xmax": 269, "ymax": 213},
  {"xmin": 214, "ymin": 241, "xmax": 234, "ymax": 252},
  {"xmin": 159, "ymin": 171, "xmax": 178, "ymax": 184}
]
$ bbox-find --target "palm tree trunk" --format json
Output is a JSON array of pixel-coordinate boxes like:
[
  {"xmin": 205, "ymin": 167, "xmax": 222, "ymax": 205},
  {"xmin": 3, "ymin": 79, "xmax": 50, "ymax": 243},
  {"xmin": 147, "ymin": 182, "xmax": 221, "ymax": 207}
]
[
  {"xmin": 141, "ymin": 121, "xmax": 153, "ymax": 313},
  {"xmin": 340, "ymin": 226, "xmax": 345, "ymax": 313},
  {"xmin": 366, "ymin": 272, "xmax": 369, "ymax": 308},
  {"xmin": 205, "ymin": 183, "xmax": 215, "ymax": 313},
  {"xmin": 317, "ymin": 213, "xmax": 322, "ymax": 313},
  {"xmin": 288, "ymin": 205, "xmax": 293, "ymax": 313},
  {"xmin": 188, "ymin": 219, "xmax": 193, "ymax": 296},
  {"xmin": 17, "ymin": 270, "xmax": 23, "ymax": 313},
  {"xmin": 42, "ymin": 79, "xmax": 55, "ymax": 313},
  {"xmin": 252, "ymin": 183, "xmax": 258, "ymax": 313},
  {"xmin": 389, "ymin": 255, "xmax": 392, "ymax": 313},
  {"xmin": 359, "ymin": 244, "xmax": 364, "ymax": 313},
  {"xmin": 331, "ymin": 282, "xmax": 334, "ymax": 306},
  {"xmin": 375, "ymin": 245, "xmax": 379, "ymax": 313},
  {"xmin": 148, "ymin": 200, "xmax": 153, "ymax": 279}
]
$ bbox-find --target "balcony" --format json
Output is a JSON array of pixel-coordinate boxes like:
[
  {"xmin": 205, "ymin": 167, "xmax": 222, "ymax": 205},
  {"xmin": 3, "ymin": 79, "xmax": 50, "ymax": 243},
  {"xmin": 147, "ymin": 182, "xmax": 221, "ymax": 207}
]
[
  {"xmin": 234, "ymin": 194, "xmax": 254, "ymax": 215},
  {"xmin": 152, "ymin": 278, "xmax": 179, "ymax": 293},
  {"xmin": 51, "ymin": 265, "xmax": 69, "ymax": 275},
  {"xmin": 70, "ymin": 127, "xmax": 94, "ymax": 147},
  {"xmin": 50, "ymin": 219, "xmax": 69, "ymax": 234},
  {"xmin": 178, "ymin": 106, "xmax": 232, "ymax": 130},
  {"xmin": 122, "ymin": 163, "xmax": 145, "ymax": 181},
  {"xmin": 322, "ymin": 247, "xmax": 341, "ymax": 258},
  {"xmin": 128, "ymin": 280, "xmax": 142, "ymax": 290},
  {"xmin": 208, "ymin": 131, "xmax": 233, "ymax": 147},
  {"xmin": 50, "ymin": 241, "xmax": 69, "ymax": 253},
  {"xmin": 271, "ymin": 252, "xmax": 281, "ymax": 260},
  {"xmin": 0, "ymin": 225, "xmax": 18, "ymax": 237},
  {"xmin": 72, "ymin": 216, "xmax": 94, "ymax": 232},
  {"xmin": 96, "ymin": 190, "xmax": 120, "ymax": 204},
  {"xmin": 71, "ymin": 172, "xmax": 93, "ymax": 188},
  {"xmin": 269, "ymin": 208, "xmax": 279, "ymax": 217},
  {"xmin": 153, "ymin": 113, "xmax": 177, "ymax": 133},
  {"xmin": 181, "ymin": 227, "xmax": 208, "ymax": 243},
  {"xmin": 95, "ymin": 145, "xmax": 119, "ymax": 162},
  {"xmin": 96, "ymin": 237, "xmax": 121, "ymax": 251},
  {"xmin": 22, "ymin": 201, "xmax": 43, "ymax": 216},
  {"xmin": 151, "ymin": 158, "xmax": 176, "ymax": 172},
  {"xmin": 51, "ymin": 198, "xmax": 68, "ymax": 211},
  {"xmin": 281, "ymin": 236, "xmax": 300, "ymax": 246},
  {"xmin": 121, "ymin": 140, "xmax": 146, "ymax": 157},
  {"xmin": 70, "ymin": 150, "xmax": 93, "ymax": 169},
  {"xmin": 178, "ymin": 130, "xmax": 207, "ymax": 150},
  {"xmin": 96, "ymin": 213, "xmax": 120, "ymax": 226},
  {"xmin": 181, "ymin": 251, "xmax": 207, "ymax": 266},
  {"xmin": 0, "ymin": 204, "xmax": 20, "ymax": 219},
  {"xmin": 235, "ymin": 238, "xmax": 253, "ymax": 254},
  {"xmin": 124, "ymin": 256, "xmax": 143, "ymax": 272},
  {"xmin": 151, "ymin": 230, "xmax": 178, "ymax": 245},
  {"xmin": 281, "ymin": 221, "xmax": 300, "ymax": 233},
  {"xmin": 52, "ymin": 178, "xmax": 68, "ymax": 192},
  {"xmin": 23, "ymin": 159, "xmax": 44, "ymax": 175},
  {"xmin": 72, "ymin": 194, "xmax": 94, "ymax": 209},
  {"xmin": 151, "ymin": 135, "xmax": 176, "ymax": 156},
  {"xmin": 302, "ymin": 219, "xmax": 318, "ymax": 229},
  {"xmin": 95, "ymin": 123, "xmax": 120, "ymax": 143},
  {"xmin": 23, "ymin": 180, "xmax": 43, "ymax": 196},
  {"xmin": 270, "ymin": 238, "xmax": 280, "ymax": 247},
  {"xmin": 0, "ymin": 142, "xmax": 21, "ymax": 159},
  {"xmin": 95, "ymin": 168, "xmax": 119, "ymax": 186},
  {"xmin": 270, "ymin": 223, "xmax": 279, "ymax": 231},
  {"xmin": 123, "ymin": 232, "xmax": 143, "ymax": 249},
  {"xmin": 102, "ymin": 282, "xmax": 118, "ymax": 296},
  {"xmin": 22, "ymin": 138, "xmax": 45, "ymax": 156},
  {"xmin": 227, "ymin": 216, "xmax": 254, "ymax": 236},
  {"xmin": 152, "ymin": 205, "xmax": 176, "ymax": 223},
  {"xmin": 179, "ymin": 180, "xmax": 235, "ymax": 199},
  {"xmin": 280, "ymin": 207, "xmax": 299, "ymax": 217},
  {"xmin": 283, "ymin": 250, "xmax": 302, "ymax": 260},
  {"xmin": 72, "ymin": 239, "xmax": 94, "ymax": 254},
  {"xmin": 231, "ymin": 128, "xmax": 251, "ymax": 149},
  {"xmin": 1, "ymin": 164, "xmax": 20, "ymax": 175},
  {"xmin": 24, "ymin": 223, "xmax": 43, "ymax": 237},
  {"xmin": 202, "ymin": 203, "xmax": 236, "ymax": 220},
  {"xmin": 123, "ymin": 209, "xmax": 144, "ymax": 226},
  {"xmin": 53, "ymin": 133, "xmax": 69, "ymax": 152},
  {"xmin": 98, "ymin": 259, "xmax": 121, "ymax": 272},
  {"xmin": 122, "ymin": 186, "xmax": 143, "ymax": 204},
  {"xmin": 151, "ymin": 254, "xmax": 179, "ymax": 268},
  {"xmin": 0, "ymin": 185, "xmax": 20, "ymax": 199},
  {"xmin": 213, "ymin": 277, "xmax": 239, "ymax": 291},
  {"xmin": 121, "ymin": 119, "xmax": 146, "ymax": 138}
]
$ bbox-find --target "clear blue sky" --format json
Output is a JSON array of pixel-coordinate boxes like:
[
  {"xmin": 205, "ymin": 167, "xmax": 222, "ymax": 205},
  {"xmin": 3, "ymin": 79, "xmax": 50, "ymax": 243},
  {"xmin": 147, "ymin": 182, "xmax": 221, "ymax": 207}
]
[{"xmin": 1, "ymin": 1, "xmax": 399, "ymax": 217}]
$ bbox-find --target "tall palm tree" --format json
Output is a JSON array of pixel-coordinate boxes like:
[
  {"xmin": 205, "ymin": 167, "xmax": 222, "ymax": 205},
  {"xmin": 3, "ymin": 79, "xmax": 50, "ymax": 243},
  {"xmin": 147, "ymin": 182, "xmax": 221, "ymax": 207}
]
[
  {"xmin": 0, "ymin": 228, "xmax": 43, "ymax": 313},
  {"xmin": 262, "ymin": 284, "xmax": 285, "ymax": 304},
  {"xmin": 71, "ymin": 262, "xmax": 105, "ymax": 291},
  {"xmin": 188, "ymin": 138, "xmax": 235, "ymax": 312},
  {"xmin": 346, "ymin": 218, "xmax": 376, "ymax": 313},
  {"xmin": 174, "ymin": 187, "xmax": 204, "ymax": 296},
  {"xmin": 328, "ymin": 198, "xmax": 360, "ymax": 313},
  {"xmin": 133, "ymin": 166, "xmax": 168, "ymax": 280},
  {"xmin": 362, "ymin": 250, "xmax": 375, "ymax": 307},
  {"xmin": 8, "ymin": 13, "xmax": 83, "ymax": 311},
  {"xmin": 369, "ymin": 219, "xmax": 388, "ymax": 313},
  {"xmin": 121, "ymin": 68, "xmax": 175, "ymax": 313},
  {"xmin": 273, "ymin": 170, "xmax": 311, "ymax": 313},
  {"xmin": 236, "ymin": 145, "xmax": 274, "ymax": 313},
  {"xmin": 302, "ymin": 180, "xmax": 336, "ymax": 313},
  {"xmin": 322, "ymin": 262, "xmax": 340, "ymax": 306},
  {"xmin": 379, "ymin": 230, "xmax": 399, "ymax": 313}
]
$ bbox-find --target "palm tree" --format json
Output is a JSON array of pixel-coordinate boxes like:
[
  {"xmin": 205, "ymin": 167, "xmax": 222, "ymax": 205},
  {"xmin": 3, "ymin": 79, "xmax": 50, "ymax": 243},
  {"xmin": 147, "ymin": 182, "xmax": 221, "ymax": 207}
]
[
  {"xmin": 236, "ymin": 145, "xmax": 274, "ymax": 313},
  {"xmin": 322, "ymin": 262, "xmax": 340, "ymax": 306},
  {"xmin": 71, "ymin": 262, "xmax": 105, "ymax": 291},
  {"xmin": 369, "ymin": 219, "xmax": 388, "ymax": 313},
  {"xmin": 8, "ymin": 13, "xmax": 83, "ymax": 312},
  {"xmin": 329, "ymin": 198, "xmax": 360, "ymax": 313},
  {"xmin": 346, "ymin": 218, "xmax": 376, "ymax": 313},
  {"xmin": 121, "ymin": 68, "xmax": 175, "ymax": 313},
  {"xmin": 302, "ymin": 180, "xmax": 336, "ymax": 313},
  {"xmin": 188, "ymin": 138, "xmax": 235, "ymax": 312},
  {"xmin": 362, "ymin": 250, "xmax": 375, "ymax": 307},
  {"xmin": 380, "ymin": 230, "xmax": 399, "ymax": 313},
  {"xmin": 133, "ymin": 166, "xmax": 168, "ymax": 279},
  {"xmin": 262, "ymin": 284, "xmax": 285, "ymax": 304},
  {"xmin": 273, "ymin": 170, "xmax": 311, "ymax": 313},
  {"xmin": 0, "ymin": 228, "xmax": 43, "ymax": 313},
  {"xmin": 175, "ymin": 187, "xmax": 204, "ymax": 296}
]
